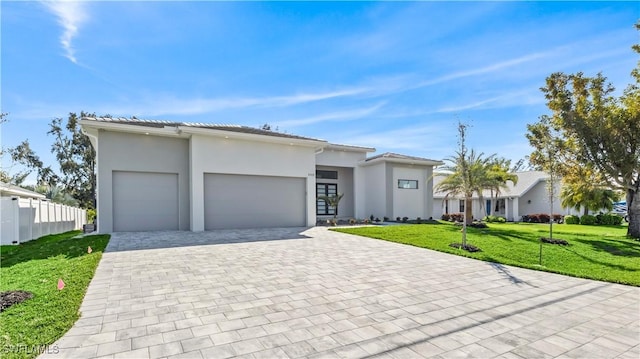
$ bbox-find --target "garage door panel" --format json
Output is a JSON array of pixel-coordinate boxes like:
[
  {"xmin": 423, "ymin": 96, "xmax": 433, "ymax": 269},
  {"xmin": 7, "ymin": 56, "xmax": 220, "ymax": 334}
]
[
  {"xmin": 113, "ymin": 171, "xmax": 179, "ymax": 232},
  {"xmin": 204, "ymin": 173, "xmax": 305, "ymax": 229}
]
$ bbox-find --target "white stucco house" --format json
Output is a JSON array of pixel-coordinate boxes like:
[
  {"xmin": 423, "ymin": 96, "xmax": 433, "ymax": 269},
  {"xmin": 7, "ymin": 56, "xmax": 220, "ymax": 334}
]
[
  {"xmin": 80, "ymin": 117, "xmax": 443, "ymax": 233},
  {"xmin": 432, "ymin": 171, "xmax": 579, "ymax": 222}
]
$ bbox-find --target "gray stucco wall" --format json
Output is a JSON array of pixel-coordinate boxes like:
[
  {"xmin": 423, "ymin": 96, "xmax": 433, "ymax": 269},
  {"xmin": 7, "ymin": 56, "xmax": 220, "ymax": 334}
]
[{"xmin": 97, "ymin": 131, "xmax": 190, "ymax": 232}]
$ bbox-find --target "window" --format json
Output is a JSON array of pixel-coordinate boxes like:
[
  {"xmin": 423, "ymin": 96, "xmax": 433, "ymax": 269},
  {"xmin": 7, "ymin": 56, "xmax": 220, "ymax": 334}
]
[
  {"xmin": 317, "ymin": 183, "xmax": 338, "ymax": 215},
  {"xmin": 495, "ymin": 199, "xmax": 506, "ymax": 212},
  {"xmin": 459, "ymin": 200, "xmax": 465, "ymax": 212},
  {"xmin": 445, "ymin": 200, "xmax": 449, "ymax": 214},
  {"xmin": 316, "ymin": 170, "xmax": 338, "ymax": 180},
  {"xmin": 398, "ymin": 179, "xmax": 418, "ymax": 189}
]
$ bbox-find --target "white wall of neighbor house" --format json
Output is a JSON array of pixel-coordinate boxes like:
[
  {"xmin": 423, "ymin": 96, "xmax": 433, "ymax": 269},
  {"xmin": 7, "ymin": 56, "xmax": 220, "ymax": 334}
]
[
  {"xmin": 97, "ymin": 131, "xmax": 190, "ymax": 233},
  {"xmin": 519, "ymin": 181, "xmax": 566, "ymax": 218},
  {"xmin": 189, "ymin": 134, "xmax": 317, "ymax": 231},
  {"xmin": 315, "ymin": 166, "xmax": 355, "ymax": 219}
]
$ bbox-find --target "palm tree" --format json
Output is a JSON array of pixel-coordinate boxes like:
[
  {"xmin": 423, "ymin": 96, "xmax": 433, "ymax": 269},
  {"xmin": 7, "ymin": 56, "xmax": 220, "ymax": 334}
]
[
  {"xmin": 435, "ymin": 123, "xmax": 493, "ymax": 249},
  {"xmin": 317, "ymin": 193, "xmax": 344, "ymax": 221},
  {"xmin": 485, "ymin": 159, "xmax": 518, "ymax": 216},
  {"xmin": 34, "ymin": 184, "xmax": 79, "ymax": 206},
  {"xmin": 561, "ymin": 167, "xmax": 618, "ymax": 215}
]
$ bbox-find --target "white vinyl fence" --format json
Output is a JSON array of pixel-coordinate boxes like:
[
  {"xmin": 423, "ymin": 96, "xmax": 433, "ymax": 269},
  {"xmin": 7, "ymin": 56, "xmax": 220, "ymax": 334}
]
[{"xmin": 0, "ymin": 197, "xmax": 87, "ymax": 245}]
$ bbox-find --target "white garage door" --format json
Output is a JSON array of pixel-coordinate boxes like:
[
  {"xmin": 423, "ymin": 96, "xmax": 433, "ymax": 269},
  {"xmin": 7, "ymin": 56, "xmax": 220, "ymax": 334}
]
[
  {"xmin": 113, "ymin": 171, "xmax": 179, "ymax": 232},
  {"xmin": 204, "ymin": 173, "xmax": 306, "ymax": 230}
]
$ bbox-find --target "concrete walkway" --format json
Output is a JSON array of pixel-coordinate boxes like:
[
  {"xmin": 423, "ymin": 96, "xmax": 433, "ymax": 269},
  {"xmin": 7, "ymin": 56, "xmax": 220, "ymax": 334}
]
[{"xmin": 43, "ymin": 227, "xmax": 639, "ymax": 358}]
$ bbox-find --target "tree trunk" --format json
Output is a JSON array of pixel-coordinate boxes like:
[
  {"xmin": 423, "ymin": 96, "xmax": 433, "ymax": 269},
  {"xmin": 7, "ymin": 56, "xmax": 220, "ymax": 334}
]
[
  {"xmin": 465, "ymin": 198, "xmax": 473, "ymax": 225},
  {"xmin": 583, "ymin": 206, "xmax": 588, "ymax": 216},
  {"xmin": 628, "ymin": 189, "xmax": 640, "ymax": 239}
]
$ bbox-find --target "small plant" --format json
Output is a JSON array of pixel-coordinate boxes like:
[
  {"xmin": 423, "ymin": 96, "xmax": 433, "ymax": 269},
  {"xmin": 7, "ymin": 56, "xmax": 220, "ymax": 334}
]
[
  {"xmin": 441, "ymin": 214, "xmax": 451, "ymax": 221},
  {"xmin": 363, "ymin": 218, "xmax": 370, "ymax": 224},
  {"xmin": 87, "ymin": 208, "xmax": 97, "ymax": 223},
  {"xmin": 484, "ymin": 215, "xmax": 506, "ymax": 223},
  {"xmin": 374, "ymin": 217, "xmax": 381, "ymax": 222},
  {"xmin": 349, "ymin": 218, "xmax": 356, "ymax": 225},
  {"xmin": 580, "ymin": 214, "xmax": 597, "ymax": 225},
  {"xmin": 402, "ymin": 217, "xmax": 409, "ymax": 223},
  {"xmin": 565, "ymin": 215, "xmax": 580, "ymax": 224},
  {"xmin": 370, "ymin": 214, "xmax": 375, "ymax": 221},
  {"xmin": 416, "ymin": 217, "xmax": 422, "ymax": 224},
  {"xmin": 396, "ymin": 217, "xmax": 401, "ymax": 222},
  {"xmin": 383, "ymin": 216, "xmax": 389, "ymax": 222}
]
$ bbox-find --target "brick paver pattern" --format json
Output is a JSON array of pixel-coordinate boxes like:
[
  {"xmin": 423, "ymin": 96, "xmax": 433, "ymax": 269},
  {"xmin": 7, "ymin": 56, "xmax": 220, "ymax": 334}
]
[{"xmin": 41, "ymin": 227, "xmax": 640, "ymax": 358}]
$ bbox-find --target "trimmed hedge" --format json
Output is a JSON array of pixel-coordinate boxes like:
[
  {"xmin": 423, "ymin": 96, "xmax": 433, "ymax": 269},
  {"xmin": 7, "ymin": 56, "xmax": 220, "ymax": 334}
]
[
  {"xmin": 580, "ymin": 214, "xmax": 597, "ymax": 225},
  {"xmin": 564, "ymin": 215, "xmax": 580, "ymax": 224},
  {"xmin": 522, "ymin": 213, "xmax": 564, "ymax": 224},
  {"xmin": 441, "ymin": 213, "xmax": 464, "ymax": 222},
  {"xmin": 596, "ymin": 213, "xmax": 624, "ymax": 225}
]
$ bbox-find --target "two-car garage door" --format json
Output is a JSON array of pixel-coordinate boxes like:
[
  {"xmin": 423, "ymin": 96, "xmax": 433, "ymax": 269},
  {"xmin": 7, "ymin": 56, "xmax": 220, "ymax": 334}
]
[
  {"xmin": 204, "ymin": 173, "xmax": 306, "ymax": 230},
  {"xmin": 112, "ymin": 171, "xmax": 306, "ymax": 231}
]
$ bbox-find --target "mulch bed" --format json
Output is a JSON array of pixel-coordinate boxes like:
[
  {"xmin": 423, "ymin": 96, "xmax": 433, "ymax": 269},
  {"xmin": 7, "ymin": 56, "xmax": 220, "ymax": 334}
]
[
  {"xmin": 0, "ymin": 290, "xmax": 33, "ymax": 312},
  {"xmin": 540, "ymin": 237, "xmax": 569, "ymax": 245},
  {"xmin": 449, "ymin": 243, "xmax": 482, "ymax": 252}
]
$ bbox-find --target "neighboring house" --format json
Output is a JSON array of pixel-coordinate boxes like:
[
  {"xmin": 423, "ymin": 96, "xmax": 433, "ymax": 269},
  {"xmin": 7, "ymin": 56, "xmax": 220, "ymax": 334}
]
[
  {"xmin": 432, "ymin": 171, "xmax": 580, "ymax": 222},
  {"xmin": 80, "ymin": 117, "xmax": 443, "ymax": 232},
  {"xmin": 1, "ymin": 182, "xmax": 87, "ymax": 245}
]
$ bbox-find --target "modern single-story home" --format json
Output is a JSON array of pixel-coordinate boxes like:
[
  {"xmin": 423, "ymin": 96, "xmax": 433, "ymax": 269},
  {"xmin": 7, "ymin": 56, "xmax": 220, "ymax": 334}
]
[
  {"xmin": 432, "ymin": 171, "xmax": 579, "ymax": 222},
  {"xmin": 80, "ymin": 117, "xmax": 443, "ymax": 233}
]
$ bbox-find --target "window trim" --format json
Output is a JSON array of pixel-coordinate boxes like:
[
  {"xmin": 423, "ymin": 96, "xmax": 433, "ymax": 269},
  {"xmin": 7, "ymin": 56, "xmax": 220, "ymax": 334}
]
[{"xmin": 397, "ymin": 179, "xmax": 418, "ymax": 189}]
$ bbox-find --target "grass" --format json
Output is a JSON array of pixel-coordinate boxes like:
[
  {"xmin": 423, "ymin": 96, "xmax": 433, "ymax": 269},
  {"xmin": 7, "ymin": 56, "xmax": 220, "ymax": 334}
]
[
  {"xmin": 334, "ymin": 222, "xmax": 640, "ymax": 286},
  {"xmin": 0, "ymin": 231, "xmax": 110, "ymax": 359}
]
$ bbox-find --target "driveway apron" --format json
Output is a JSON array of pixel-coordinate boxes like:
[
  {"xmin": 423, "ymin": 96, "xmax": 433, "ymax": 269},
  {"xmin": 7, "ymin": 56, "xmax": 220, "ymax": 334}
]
[{"xmin": 41, "ymin": 227, "xmax": 639, "ymax": 358}]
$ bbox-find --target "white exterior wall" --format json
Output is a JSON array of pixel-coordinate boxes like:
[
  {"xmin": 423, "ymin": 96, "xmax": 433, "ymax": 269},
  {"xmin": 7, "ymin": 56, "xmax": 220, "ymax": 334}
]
[
  {"xmin": 189, "ymin": 134, "xmax": 317, "ymax": 231},
  {"xmin": 97, "ymin": 131, "xmax": 190, "ymax": 233},
  {"xmin": 392, "ymin": 166, "xmax": 430, "ymax": 219},
  {"xmin": 519, "ymin": 181, "xmax": 565, "ymax": 219},
  {"xmin": 363, "ymin": 162, "xmax": 387, "ymax": 219}
]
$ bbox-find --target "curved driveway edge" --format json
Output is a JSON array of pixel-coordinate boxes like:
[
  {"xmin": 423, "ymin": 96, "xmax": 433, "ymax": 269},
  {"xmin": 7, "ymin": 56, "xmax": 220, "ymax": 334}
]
[{"xmin": 41, "ymin": 227, "xmax": 639, "ymax": 358}]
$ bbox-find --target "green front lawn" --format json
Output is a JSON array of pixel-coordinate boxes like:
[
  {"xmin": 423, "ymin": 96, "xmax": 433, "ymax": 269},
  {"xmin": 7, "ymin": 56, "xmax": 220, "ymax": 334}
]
[
  {"xmin": 0, "ymin": 231, "xmax": 110, "ymax": 359},
  {"xmin": 334, "ymin": 222, "xmax": 640, "ymax": 286}
]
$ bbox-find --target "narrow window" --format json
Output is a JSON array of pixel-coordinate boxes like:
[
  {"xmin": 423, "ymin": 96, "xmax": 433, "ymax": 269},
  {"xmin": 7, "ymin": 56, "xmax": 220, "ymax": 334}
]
[
  {"xmin": 459, "ymin": 199, "xmax": 465, "ymax": 212},
  {"xmin": 445, "ymin": 200, "xmax": 449, "ymax": 214},
  {"xmin": 398, "ymin": 179, "xmax": 418, "ymax": 189},
  {"xmin": 316, "ymin": 170, "xmax": 338, "ymax": 180},
  {"xmin": 316, "ymin": 183, "xmax": 338, "ymax": 215}
]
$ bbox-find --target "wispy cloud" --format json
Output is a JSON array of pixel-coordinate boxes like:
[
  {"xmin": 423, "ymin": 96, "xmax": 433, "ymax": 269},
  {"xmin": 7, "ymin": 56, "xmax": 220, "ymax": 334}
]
[
  {"xmin": 40, "ymin": 1, "xmax": 89, "ymax": 64},
  {"xmin": 274, "ymin": 102, "xmax": 386, "ymax": 128}
]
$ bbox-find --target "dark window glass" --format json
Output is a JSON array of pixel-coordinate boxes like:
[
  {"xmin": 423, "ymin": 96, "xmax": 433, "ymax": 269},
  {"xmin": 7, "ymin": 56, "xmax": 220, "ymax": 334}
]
[
  {"xmin": 316, "ymin": 170, "xmax": 338, "ymax": 180},
  {"xmin": 316, "ymin": 183, "xmax": 338, "ymax": 215}
]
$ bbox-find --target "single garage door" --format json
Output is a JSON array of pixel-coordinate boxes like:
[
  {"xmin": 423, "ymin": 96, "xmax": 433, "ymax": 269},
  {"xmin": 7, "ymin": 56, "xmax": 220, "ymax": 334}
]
[
  {"xmin": 204, "ymin": 173, "xmax": 306, "ymax": 229},
  {"xmin": 113, "ymin": 171, "xmax": 179, "ymax": 231}
]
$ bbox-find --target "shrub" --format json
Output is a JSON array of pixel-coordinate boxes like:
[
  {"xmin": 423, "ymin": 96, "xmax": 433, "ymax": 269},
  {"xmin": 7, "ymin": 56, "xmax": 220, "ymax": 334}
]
[
  {"xmin": 580, "ymin": 214, "xmax": 597, "ymax": 225},
  {"xmin": 416, "ymin": 217, "xmax": 422, "ymax": 224},
  {"xmin": 522, "ymin": 213, "xmax": 563, "ymax": 223},
  {"xmin": 348, "ymin": 218, "xmax": 356, "ymax": 225},
  {"xmin": 396, "ymin": 217, "xmax": 401, "ymax": 222},
  {"xmin": 564, "ymin": 215, "xmax": 580, "ymax": 224},
  {"xmin": 383, "ymin": 216, "xmax": 389, "ymax": 222},
  {"xmin": 448, "ymin": 213, "xmax": 464, "ymax": 222},
  {"xmin": 441, "ymin": 214, "xmax": 451, "ymax": 221},
  {"xmin": 402, "ymin": 217, "xmax": 409, "ymax": 223},
  {"xmin": 370, "ymin": 214, "xmax": 374, "ymax": 221},
  {"xmin": 597, "ymin": 213, "xmax": 623, "ymax": 225},
  {"xmin": 87, "ymin": 208, "xmax": 96, "ymax": 222},
  {"xmin": 483, "ymin": 215, "xmax": 506, "ymax": 223}
]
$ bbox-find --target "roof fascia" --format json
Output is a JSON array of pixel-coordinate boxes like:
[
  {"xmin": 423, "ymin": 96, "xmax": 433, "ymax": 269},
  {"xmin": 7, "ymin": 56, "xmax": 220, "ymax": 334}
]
[
  {"xmin": 79, "ymin": 119, "xmax": 187, "ymax": 138},
  {"xmin": 179, "ymin": 126, "xmax": 327, "ymax": 148}
]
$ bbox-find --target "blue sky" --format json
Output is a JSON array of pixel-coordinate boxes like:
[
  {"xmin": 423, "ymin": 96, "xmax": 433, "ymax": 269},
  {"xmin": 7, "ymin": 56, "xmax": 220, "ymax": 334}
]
[{"xmin": 1, "ymin": 1, "xmax": 638, "ymax": 183}]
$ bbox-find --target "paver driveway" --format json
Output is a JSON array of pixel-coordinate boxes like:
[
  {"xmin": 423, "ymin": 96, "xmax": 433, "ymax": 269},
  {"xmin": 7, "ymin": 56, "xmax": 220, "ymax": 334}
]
[{"xmin": 43, "ymin": 227, "xmax": 639, "ymax": 358}]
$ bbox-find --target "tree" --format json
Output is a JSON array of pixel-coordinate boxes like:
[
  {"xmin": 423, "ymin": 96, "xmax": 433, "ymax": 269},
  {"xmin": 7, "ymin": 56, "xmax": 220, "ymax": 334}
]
[
  {"xmin": 527, "ymin": 23, "xmax": 640, "ymax": 238},
  {"xmin": 485, "ymin": 158, "xmax": 518, "ymax": 216},
  {"xmin": 29, "ymin": 184, "xmax": 79, "ymax": 206},
  {"xmin": 8, "ymin": 140, "xmax": 59, "ymax": 186},
  {"xmin": 436, "ymin": 122, "xmax": 493, "ymax": 249},
  {"xmin": 48, "ymin": 112, "xmax": 97, "ymax": 209},
  {"xmin": 317, "ymin": 193, "xmax": 344, "ymax": 221},
  {"xmin": 560, "ymin": 166, "xmax": 618, "ymax": 215}
]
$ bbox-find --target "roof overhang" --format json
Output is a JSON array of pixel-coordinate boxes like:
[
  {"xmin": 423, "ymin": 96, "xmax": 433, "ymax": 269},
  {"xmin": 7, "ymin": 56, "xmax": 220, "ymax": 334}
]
[
  {"xmin": 0, "ymin": 183, "xmax": 46, "ymax": 199},
  {"xmin": 360, "ymin": 157, "xmax": 444, "ymax": 167},
  {"xmin": 180, "ymin": 126, "xmax": 327, "ymax": 148},
  {"xmin": 325, "ymin": 143, "xmax": 375, "ymax": 153}
]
